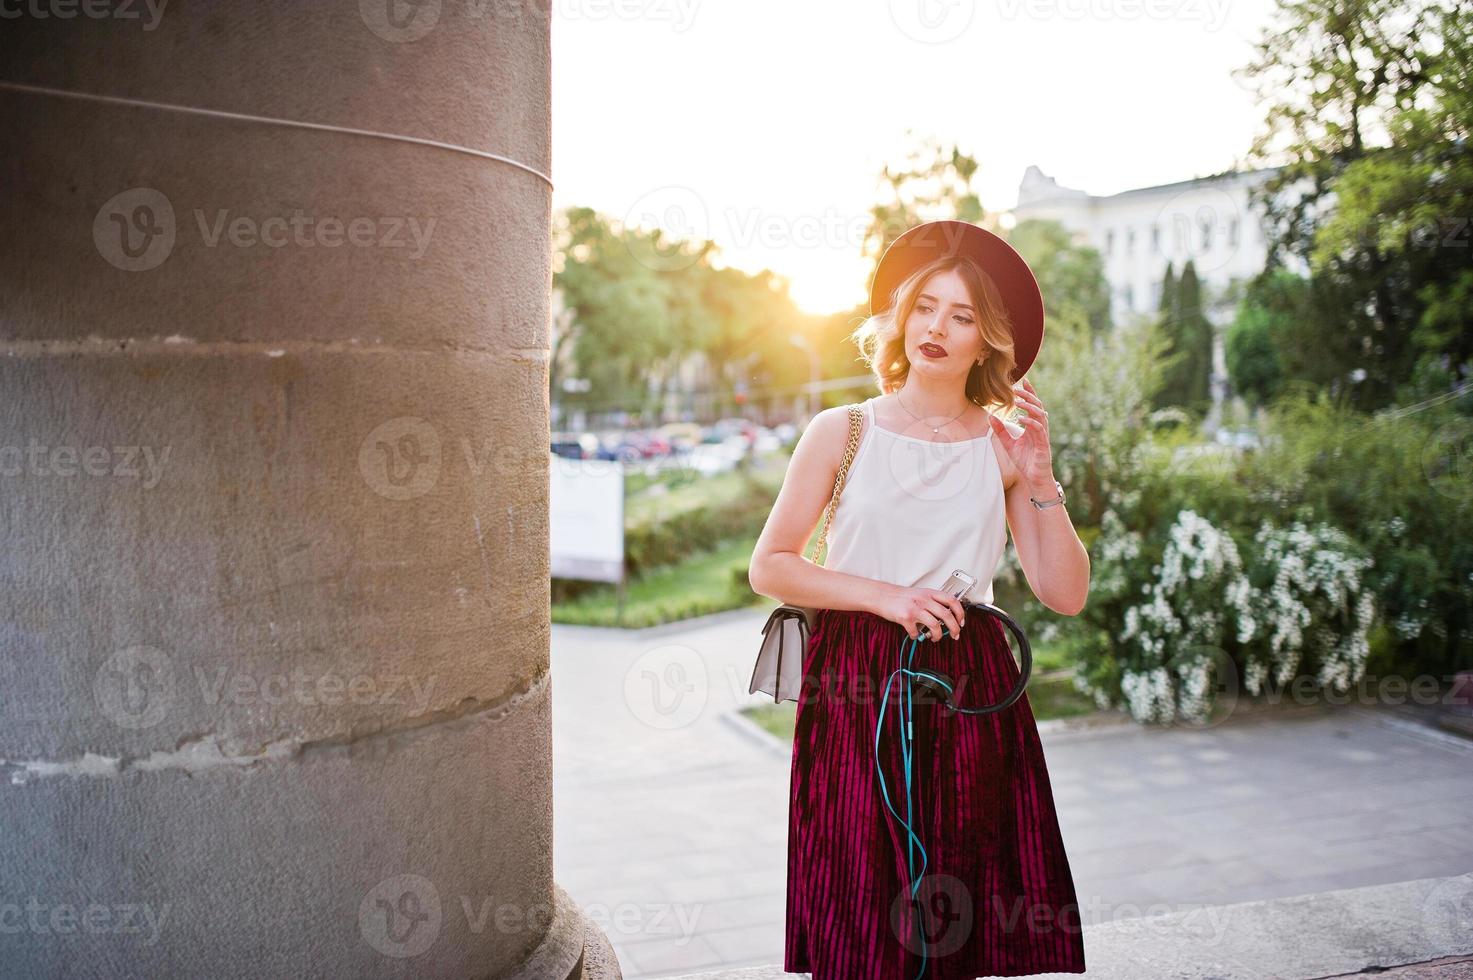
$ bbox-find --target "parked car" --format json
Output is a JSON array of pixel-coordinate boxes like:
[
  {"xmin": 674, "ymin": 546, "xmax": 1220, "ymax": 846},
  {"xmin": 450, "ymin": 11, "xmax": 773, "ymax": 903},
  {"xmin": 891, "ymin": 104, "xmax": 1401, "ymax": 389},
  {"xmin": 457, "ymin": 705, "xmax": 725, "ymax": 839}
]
[
  {"xmin": 656, "ymin": 422, "xmax": 703, "ymax": 454},
  {"xmin": 588, "ymin": 434, "xmax": 624, "ymax": 462},
  {"xmin": 550, "ymin": 437, "xmax": 584, "ymax": 459},
  {"xmin": 631, "ymin": 431, "xmax": 673, "ymax": 458},
  {"xmin": 708, "ymin": 417, "xmax": 757, "ymax": 447}
]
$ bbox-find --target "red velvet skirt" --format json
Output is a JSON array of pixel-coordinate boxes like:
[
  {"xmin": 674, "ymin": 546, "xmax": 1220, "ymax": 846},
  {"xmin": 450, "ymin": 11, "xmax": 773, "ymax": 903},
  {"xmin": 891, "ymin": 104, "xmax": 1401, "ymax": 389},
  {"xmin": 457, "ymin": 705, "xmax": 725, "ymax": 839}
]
[{"xmin": 785, "ymin": 607, "xmax": 1087, "ymax": 979}]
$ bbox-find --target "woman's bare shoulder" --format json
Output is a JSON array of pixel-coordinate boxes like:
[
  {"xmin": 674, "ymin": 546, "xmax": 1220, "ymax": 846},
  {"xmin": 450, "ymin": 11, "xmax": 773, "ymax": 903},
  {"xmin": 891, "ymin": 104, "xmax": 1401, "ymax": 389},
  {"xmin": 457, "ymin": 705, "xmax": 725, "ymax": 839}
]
[
  {"xmin": 809, "ymin": 402, "xmax": 865, "ymax": 440},
  {"xmin": 793, "ymin": 403, "xmax": 865, "ymax": 470}
]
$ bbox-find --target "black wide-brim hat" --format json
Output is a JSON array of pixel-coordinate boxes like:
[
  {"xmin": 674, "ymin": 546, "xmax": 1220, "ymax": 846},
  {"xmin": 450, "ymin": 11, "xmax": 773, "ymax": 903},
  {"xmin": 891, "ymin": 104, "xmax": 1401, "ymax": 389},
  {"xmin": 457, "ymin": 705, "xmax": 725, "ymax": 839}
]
[{"xmin": 868, "ymin": 219, "xmax": 1045, "ymax": 382}]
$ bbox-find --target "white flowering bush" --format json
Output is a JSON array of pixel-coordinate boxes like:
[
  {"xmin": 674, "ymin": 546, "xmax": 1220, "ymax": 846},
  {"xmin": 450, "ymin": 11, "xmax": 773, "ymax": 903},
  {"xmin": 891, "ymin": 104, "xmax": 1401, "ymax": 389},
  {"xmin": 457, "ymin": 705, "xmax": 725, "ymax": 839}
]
[
  {"xmin": 1110, "ymin": 510, "xmax": 1256, "ymax": 723},
  {"xmin": 1242, "ymin": 520, "xmax": 1376, "ymax": 695},
  {"xmin": 995, "ymin": 301, "xmax": 1442, "ymax": 723},
  {"xmin": 1074, "ymin": 506, "xmax": 1381, "ymax": 723}
]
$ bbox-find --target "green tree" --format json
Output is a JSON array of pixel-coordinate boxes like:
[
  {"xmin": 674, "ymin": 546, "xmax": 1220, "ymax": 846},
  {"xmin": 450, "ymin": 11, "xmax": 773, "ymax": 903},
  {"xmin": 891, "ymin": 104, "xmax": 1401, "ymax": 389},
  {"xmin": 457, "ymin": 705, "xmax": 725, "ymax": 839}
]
[
  {"xmin": 554, "ymin": 207, "xmax": 814, "ymax": 424},
  {"xmin": 860, "ymin": 131, "xmax": 989, "ymax": 289},
  {"xmin": 1158, "ymin": 261, "xmax": 1178, "ymax": 324},
  {"xmin": 553, "ymin": 207, "xmax": 679, "ymax": 417},
  {"xmin": 1154, "ymin": 260, "xmax": 1214, "ymax": 415},
  {"xmin": 1008, "ymin": 218, "xmax": 1113, "ymax": 341},
  {"xmin": 1234, "ymin": 0, "xmax": 1472, "ymax": 408},
  {"xmin": 1225, "ymin": 267, "xmax": 1303, "ymax": 405},
  {"xmin": 1311, "ymin": 1, "xmax": 1473, "ymax": 398}
]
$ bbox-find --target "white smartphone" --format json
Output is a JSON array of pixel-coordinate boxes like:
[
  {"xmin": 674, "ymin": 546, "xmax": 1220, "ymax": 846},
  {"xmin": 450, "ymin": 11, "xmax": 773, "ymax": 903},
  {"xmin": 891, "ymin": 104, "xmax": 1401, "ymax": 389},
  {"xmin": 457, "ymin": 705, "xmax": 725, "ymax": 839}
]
[
  {"xmin": 918, "ymin": 569, "xmax": 977, "ymax": 640},
  {"xmin": 939, "ymin": 569, "xmax": 977, "ymax": 603}
]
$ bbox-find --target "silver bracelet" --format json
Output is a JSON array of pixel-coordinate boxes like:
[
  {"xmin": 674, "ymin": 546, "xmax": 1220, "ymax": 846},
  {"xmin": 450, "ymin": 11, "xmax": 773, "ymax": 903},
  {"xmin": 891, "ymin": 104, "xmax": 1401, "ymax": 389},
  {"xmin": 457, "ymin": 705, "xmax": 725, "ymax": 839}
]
[{"xmin": 1029, "ymin": 479, "xmax": 1066, "ymax": 510}]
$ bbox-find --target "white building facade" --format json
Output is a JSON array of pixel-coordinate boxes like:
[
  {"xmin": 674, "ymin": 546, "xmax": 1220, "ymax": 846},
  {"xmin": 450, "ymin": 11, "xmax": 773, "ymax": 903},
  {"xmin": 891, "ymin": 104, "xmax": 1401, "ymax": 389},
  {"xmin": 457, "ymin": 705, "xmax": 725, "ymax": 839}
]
[{"xmin": 1009, "ymin": 164, "xmax": 1292, "ymax": 327}]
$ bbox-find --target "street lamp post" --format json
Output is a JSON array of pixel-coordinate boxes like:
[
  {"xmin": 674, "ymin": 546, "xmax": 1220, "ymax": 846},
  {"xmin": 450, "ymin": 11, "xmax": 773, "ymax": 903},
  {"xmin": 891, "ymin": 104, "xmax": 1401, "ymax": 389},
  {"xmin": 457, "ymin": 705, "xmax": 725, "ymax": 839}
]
[{"xmin": 790, "ymin": 332, "xmax": 819, "ymax": 425}]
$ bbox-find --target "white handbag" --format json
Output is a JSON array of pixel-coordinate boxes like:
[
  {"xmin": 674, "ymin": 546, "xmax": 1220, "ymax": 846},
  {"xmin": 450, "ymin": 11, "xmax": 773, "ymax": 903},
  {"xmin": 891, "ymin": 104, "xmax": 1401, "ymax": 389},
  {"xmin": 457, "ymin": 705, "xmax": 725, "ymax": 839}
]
[{"xmin": 749, "ymin": 404, "xmax": 865, "ymax": 703}]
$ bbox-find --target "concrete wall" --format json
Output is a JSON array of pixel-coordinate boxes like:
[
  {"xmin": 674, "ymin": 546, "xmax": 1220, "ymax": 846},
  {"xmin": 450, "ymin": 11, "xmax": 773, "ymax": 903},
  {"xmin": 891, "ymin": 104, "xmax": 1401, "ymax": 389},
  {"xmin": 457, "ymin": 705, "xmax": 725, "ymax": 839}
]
[{"xmin": 0, "ymin": 2, "xmax": 605, "ymax": 976}]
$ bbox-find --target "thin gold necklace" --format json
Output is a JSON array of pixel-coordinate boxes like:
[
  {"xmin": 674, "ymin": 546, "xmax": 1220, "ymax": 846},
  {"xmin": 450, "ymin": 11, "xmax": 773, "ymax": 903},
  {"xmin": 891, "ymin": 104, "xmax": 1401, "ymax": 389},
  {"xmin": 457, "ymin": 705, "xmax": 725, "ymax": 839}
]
[{"xmin": 895, "ymin": 388, "xmax": 970, "ymax": 436}]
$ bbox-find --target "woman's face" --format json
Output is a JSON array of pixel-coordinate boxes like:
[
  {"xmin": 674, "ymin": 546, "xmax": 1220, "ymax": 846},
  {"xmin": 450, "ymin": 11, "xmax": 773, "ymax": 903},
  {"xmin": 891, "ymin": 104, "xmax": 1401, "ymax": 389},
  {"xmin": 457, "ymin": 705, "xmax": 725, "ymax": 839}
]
[{"xmin": 901, "ymin": 268, "xmax": 987, "ymax": 382}]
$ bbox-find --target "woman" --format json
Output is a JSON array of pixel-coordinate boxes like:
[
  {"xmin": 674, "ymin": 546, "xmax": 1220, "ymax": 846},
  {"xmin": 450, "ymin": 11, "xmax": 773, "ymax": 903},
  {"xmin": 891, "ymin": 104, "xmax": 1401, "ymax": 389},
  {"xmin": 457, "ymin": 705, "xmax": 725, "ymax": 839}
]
[{"xmin": 748, "ymin": 220, "xmax": 1089, "ymax": 979}]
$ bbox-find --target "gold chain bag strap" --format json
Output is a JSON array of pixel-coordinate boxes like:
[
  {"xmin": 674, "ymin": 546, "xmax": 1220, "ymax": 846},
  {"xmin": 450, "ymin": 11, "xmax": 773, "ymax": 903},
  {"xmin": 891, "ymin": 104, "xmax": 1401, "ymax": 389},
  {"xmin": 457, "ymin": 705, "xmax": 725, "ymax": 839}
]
[{"xmin": 749, "ymin": 403, "xmax": 865, "ymax": 703}]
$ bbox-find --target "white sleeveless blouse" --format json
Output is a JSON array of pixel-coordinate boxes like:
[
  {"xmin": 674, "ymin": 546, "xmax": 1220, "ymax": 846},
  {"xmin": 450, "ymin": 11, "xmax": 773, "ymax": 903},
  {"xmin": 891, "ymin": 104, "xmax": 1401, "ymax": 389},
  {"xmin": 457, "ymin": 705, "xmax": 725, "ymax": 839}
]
[{"xmin": 822, "ymin": 396, "xmax": 1019, "ymax": 604}]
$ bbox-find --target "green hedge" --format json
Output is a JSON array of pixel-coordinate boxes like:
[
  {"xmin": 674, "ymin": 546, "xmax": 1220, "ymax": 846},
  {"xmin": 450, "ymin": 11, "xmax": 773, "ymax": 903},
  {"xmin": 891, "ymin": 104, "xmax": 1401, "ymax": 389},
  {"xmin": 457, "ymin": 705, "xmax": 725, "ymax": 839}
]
[
  {"xmin": 1059, "ymin": 391, "xmax": 1473, "ymax": 723},
  {"xmin": 551, "ymin": 464, "xmax": 782, "ymax": 604}
]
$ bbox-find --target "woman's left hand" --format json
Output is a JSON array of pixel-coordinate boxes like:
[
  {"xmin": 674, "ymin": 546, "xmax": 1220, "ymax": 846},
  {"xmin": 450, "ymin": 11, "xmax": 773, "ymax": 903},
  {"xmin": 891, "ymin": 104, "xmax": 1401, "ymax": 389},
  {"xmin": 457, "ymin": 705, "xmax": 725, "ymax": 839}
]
[{"xmin": 988, "ymin": 378, "xmax": 1057, "ymax": 492}]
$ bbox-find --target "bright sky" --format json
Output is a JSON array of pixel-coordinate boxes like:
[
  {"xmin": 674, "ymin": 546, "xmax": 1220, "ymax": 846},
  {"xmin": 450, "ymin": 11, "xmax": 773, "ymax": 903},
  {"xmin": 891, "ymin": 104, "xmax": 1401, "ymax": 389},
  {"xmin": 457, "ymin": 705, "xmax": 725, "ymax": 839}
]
[{"xmin": 551, "ymin": 0, "xmax": 1284, "ymax": 314}]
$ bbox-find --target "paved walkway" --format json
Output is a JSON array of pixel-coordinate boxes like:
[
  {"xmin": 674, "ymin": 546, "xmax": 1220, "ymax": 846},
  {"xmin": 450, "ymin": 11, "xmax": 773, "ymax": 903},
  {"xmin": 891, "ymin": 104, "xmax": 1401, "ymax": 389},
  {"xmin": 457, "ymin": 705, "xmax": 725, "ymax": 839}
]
[{"xmin": 550, "ymin": 606, "xmax": 1473, "ymax": 979}]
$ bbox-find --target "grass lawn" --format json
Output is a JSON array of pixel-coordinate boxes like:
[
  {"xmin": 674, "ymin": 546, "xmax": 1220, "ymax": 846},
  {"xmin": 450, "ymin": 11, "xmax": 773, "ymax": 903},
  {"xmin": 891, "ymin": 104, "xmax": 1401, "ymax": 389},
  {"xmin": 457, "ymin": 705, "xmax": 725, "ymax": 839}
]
[
  {"xmin": 552, "ymin": 536, "xmax": 770, "ymax": 627},
  {"xmin": 624, "ymin": 458, "xmax": 783, "ymax": 526},
  {"xmin": 552, "ymin": 453, "xmax": 806, "ymax": 628}
]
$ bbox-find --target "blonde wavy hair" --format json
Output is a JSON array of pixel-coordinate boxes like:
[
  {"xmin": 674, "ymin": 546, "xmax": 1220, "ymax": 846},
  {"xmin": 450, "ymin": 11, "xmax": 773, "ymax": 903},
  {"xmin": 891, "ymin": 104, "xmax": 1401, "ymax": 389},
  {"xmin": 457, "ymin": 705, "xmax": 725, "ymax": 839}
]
[{"xmin": 850, "ymin": 254, "xmax": 1020, "ymax": 414}]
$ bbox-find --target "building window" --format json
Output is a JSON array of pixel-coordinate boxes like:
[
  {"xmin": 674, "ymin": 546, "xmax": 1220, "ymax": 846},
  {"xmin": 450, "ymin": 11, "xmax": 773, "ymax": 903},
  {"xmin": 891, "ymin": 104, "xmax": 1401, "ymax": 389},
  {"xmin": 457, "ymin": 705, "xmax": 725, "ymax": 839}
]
[
  {"xmin": 1199, "ymin": 215, "xmax": 1214, "ymax": 251},
  {"xmin": 1229, "ymin": 217, "xmax": 1239, "ymax": 247},
  {"xmin": 1105, "ymin": 229, "xmax": 1114, "ymax": 254},
  {"xmin": 1126, "ymin": 228, "xmax": 1135, "ymax": 254}
]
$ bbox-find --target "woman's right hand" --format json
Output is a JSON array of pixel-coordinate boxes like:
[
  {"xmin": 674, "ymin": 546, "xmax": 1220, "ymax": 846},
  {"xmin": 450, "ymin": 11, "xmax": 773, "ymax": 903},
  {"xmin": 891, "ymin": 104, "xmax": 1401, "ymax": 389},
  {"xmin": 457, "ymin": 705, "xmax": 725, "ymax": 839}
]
[{"xmin": 871, "ymin": 586, "xmax": 967, "ymax": 642}]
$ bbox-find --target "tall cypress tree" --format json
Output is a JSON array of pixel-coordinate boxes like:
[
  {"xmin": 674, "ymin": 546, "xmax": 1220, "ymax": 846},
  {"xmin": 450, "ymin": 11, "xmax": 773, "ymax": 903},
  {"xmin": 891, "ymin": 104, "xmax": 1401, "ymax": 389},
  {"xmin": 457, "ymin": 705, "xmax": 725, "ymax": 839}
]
[
  {"xmin": 1156, "ymin": 261, "xmax": 1213, "ymax": 415},
  {"xmin": 1152, "ymin": 262, "xmax": 1184, "ymax": 413},
  {"xmin": 1183, "ymin": 262, "xmax": 1215, "ymax": 413},
  {"xmin": 1158, "ymin": 261, "xmax": 1178, "ymax": 321}
]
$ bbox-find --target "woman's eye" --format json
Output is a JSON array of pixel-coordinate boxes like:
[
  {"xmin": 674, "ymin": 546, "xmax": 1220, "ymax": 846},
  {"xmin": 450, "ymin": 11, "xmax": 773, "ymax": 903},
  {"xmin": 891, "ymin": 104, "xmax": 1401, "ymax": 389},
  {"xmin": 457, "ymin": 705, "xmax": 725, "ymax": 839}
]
[{"xmin": 956, "ymin": 316, "xmax": 974, "ymax": 325}]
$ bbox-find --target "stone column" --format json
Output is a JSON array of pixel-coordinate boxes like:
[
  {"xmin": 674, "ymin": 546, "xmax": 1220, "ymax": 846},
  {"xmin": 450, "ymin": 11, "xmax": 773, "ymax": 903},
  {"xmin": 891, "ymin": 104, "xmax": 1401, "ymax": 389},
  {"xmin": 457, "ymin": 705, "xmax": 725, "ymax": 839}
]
[{"xmin": 0, "ymin": 2, "xmax": 616, "ymax": 976}]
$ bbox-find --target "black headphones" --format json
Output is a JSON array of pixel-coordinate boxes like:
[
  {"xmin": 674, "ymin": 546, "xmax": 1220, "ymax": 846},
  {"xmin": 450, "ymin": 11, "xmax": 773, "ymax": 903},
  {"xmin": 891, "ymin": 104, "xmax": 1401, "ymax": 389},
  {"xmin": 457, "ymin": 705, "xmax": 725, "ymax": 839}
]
[{"xmin": 911, "ymin": 599, "xmax": 1033, "ymax": 716}]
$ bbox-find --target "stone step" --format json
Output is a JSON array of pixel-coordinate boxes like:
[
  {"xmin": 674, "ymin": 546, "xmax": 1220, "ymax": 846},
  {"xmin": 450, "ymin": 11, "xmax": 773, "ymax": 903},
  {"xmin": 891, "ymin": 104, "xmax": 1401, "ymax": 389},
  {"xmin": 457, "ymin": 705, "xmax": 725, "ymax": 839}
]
[{"xmin": 659, "ymin": 871, "xmax": 1473, "ymax": 980}]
